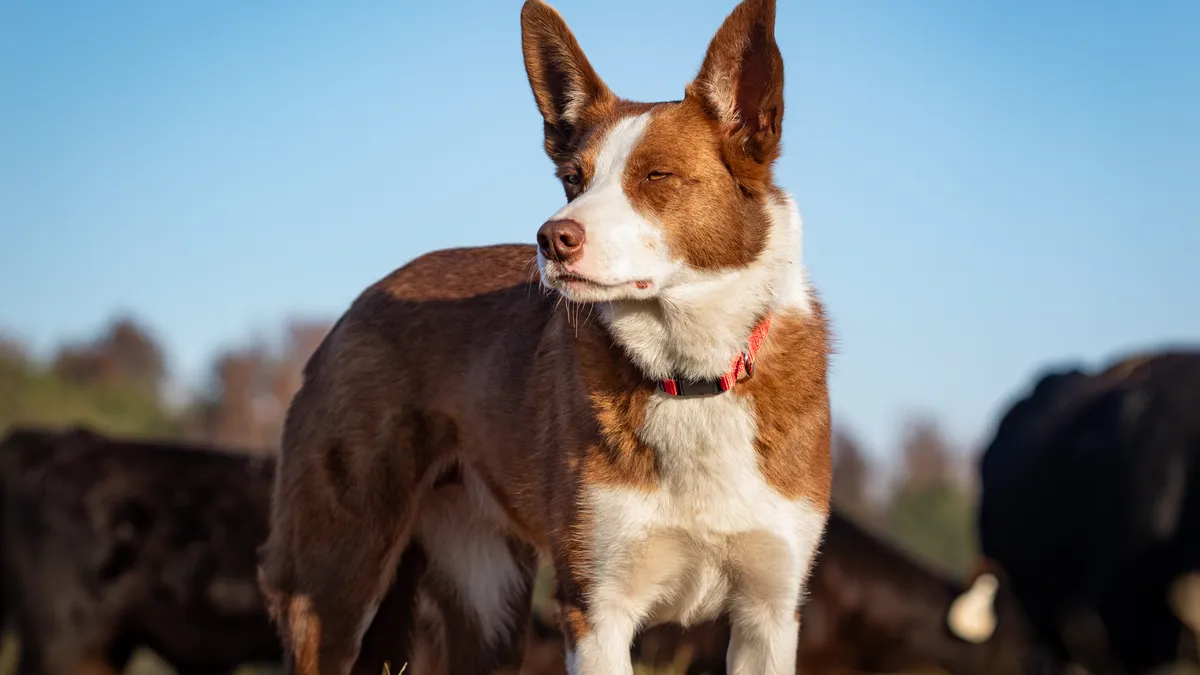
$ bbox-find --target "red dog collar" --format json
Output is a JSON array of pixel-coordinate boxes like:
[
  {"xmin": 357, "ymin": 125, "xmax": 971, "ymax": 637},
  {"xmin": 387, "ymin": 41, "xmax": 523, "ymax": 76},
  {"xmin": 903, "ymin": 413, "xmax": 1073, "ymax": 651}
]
[{"xmin": 657, "ymin": 313, "xmax": 773, "ymax": 397}]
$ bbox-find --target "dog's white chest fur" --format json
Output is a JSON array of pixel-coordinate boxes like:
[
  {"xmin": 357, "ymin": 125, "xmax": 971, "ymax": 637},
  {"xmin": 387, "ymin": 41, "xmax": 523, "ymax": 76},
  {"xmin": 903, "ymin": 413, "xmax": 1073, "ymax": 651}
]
[{"xmin": 583, "ymin": 392, "xmax": 825, "ymax": 629}]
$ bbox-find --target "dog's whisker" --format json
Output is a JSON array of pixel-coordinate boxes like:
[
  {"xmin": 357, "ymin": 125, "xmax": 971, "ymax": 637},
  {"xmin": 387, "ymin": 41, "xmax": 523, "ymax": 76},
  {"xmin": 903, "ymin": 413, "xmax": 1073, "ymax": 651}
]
[{"xmin": 523, "ymin": 255, "xmax": 541, "ymax": 299}]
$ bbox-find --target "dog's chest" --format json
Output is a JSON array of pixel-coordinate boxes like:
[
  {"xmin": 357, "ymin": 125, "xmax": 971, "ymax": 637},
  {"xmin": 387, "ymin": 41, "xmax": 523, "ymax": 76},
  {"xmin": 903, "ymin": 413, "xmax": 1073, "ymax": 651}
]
[
  {"xmin": 584, "ymin": 393, "xmax": 812, "ymax": 625},
  {"xmin": 637, "ymin": 394, "xmax": 790, "ymax": 531}
]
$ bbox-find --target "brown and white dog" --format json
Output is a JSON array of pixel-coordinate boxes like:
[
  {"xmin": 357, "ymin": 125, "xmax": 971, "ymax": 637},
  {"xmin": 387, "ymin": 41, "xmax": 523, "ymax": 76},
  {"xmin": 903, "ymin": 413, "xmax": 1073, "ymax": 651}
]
[{"xmin": 257, "ymin": 1, "xmax": 832, "ymax": 674}]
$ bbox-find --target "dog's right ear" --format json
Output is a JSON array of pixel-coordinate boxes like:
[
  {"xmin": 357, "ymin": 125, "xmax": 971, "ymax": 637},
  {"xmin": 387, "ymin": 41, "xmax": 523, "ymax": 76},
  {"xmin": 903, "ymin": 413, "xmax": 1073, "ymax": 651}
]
[{"xmin": 521, "ymin": 0, "xmax": 615, "ymax": 161}]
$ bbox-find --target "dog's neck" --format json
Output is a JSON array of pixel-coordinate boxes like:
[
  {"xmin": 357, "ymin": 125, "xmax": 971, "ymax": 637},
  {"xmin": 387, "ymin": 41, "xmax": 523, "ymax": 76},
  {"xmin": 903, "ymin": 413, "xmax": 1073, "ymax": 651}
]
[{"xmin": 599, "ymin": 193, "xmax": 811, "ymax": 382}]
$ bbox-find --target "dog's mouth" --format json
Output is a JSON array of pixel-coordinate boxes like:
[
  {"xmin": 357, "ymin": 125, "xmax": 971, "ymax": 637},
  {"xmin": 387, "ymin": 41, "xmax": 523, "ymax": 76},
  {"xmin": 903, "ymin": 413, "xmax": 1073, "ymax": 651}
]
[
  {"xmin": 557, "ymin": 272, "xmax": 652, "ymax": 290},
  {"xmin": 541, "ymin": 267, "xmax": 656, "ymax": 299}
]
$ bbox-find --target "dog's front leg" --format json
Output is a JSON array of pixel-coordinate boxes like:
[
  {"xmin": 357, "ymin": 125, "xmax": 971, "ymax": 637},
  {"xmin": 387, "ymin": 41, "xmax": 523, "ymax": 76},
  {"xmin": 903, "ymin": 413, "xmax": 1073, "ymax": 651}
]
[
  {"xmin": 724, "ymin": 525, "xmax": 823, "ymax": 675},
  {"xmin": 561, "ymin": 598, "xmax": 639, "ymax": 675},
  {"xmin": 725, "ymin": 602, "xmax": 800, "ymax": 675},
  {"xmin": 555, "ymin": 495, "xmax": 693, "ymax": 674},
  {"xmin": 556, "ymin": 553, "xmax": 674, "ymax": 675}
]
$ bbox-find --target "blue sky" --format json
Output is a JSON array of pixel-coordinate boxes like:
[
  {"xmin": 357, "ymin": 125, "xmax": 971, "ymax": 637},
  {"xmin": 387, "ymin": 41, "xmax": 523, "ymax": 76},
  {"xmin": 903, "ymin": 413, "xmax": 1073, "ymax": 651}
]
[{"xmin": 1, "ymin": 0, "xmax": 1197, "ymax": 461}]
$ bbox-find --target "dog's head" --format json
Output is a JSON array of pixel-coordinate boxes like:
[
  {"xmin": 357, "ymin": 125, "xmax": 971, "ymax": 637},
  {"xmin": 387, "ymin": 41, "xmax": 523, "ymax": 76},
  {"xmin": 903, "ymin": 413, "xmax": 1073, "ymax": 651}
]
[{"xmin": 521, "ymin": 0, "xmax": 787, "ymax": 305}]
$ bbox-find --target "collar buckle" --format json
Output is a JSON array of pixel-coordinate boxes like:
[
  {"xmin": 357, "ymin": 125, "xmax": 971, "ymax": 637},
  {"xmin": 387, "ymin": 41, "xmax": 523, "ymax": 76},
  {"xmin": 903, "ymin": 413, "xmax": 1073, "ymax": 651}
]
[{"xmin": 657, "ymin": 377, "xmax": 727, "ymax": 398}]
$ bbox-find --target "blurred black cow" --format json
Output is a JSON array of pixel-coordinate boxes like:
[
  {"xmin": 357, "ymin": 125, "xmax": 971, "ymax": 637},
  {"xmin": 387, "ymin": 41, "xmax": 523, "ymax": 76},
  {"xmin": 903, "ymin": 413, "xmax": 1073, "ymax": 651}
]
[
  {"xmin": 799, "ymin": 511, "xmax": 1031, "ymax": 675},
  {"xmin": 954, "ymin": 350, "xmax": 1200, "ymax": 675},
  {"xmin": 0, "ymin": 426, "xmax": 281, "ymax": 675}
]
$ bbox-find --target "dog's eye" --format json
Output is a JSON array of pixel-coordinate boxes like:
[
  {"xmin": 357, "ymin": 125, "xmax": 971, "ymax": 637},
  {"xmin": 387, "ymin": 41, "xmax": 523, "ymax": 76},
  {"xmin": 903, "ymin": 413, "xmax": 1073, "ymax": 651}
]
[
  {"xmin": 647, "ymin": 171, "xmax": 671, "ymax": 181},
  {"xmin": 564, "ymin": 173, "xmax": 581, "ymax": 185}
]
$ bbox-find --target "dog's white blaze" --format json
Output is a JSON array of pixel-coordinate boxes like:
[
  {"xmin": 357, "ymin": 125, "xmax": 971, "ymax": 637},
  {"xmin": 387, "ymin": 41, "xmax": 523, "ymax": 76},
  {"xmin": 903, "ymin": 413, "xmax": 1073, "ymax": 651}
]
[
  {"xmin": 947, "ymin": 572, "xmax": 999, "ymax": 644},
  {"xmin": 570, "ymin": 392, "xmax": 826, "ymax": 675},
  {"xmin": 547, "ymin": 112, "xmax": 675, "ymax": 286}
]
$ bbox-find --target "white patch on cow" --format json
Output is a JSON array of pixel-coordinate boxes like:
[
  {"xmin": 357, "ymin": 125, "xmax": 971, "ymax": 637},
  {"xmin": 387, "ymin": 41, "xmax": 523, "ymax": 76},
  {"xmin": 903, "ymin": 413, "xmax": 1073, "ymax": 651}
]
[
  {"xmin": 576, "ymin": 391, "xmax": 827, "ymax": 675},
  {"xmin": 947, "ymin": 572, "xmax": 999, "ymax": 644},
  {"xmin": 1169, "ymin": 572, "xmax": 1200, "ymax": 636},
  {"xmin": 539, "ymin": 112, "xmax": 676, "ymax": 299},
  {"xmin": 415, "ymin": 480, "xmax": 524, "ymax": 648},
  {"xmin": 603, "ymin": 191, "xmax": 811, "ymax": 382}
]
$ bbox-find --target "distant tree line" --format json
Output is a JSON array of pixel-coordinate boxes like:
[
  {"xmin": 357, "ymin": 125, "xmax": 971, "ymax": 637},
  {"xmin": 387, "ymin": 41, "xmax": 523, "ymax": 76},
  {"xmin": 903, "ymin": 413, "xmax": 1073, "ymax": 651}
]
[
  {"xmin": 832, "ymin": 418, "xmax": 977, "ymax": 574},
  {"xmin": 0, "ymin": 318, "xmax": 178, "ymax": 439},
  {"xmin": 0, "ymin": 315, "xmax": 329, "ymax": 453}
]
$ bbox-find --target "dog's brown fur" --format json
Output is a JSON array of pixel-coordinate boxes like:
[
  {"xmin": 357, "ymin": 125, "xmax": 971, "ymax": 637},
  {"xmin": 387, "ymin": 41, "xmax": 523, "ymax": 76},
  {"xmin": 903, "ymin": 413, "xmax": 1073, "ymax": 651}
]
[{"xmin": 258, "ymin": 1, "xmax": 832, "ymax": 673}]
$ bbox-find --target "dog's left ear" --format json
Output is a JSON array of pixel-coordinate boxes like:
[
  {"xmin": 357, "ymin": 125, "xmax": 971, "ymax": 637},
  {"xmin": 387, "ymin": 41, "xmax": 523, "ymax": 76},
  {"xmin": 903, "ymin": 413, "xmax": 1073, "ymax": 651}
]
[
  {"xmin": 687, "ymin": 0, "xmax": 784, "ymax": 167},
  {"xmin": 521, "ymin": 0, "xmax": 615, "ymax": 162}
]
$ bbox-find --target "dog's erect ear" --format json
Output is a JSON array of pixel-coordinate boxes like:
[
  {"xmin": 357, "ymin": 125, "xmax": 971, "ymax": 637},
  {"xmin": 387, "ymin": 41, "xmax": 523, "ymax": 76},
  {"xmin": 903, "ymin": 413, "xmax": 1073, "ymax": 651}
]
[
  {"xmin": 521, "ymin": 0, "xmax": 615, "ymax": 161},
  {"xmin": 686, "ymin": 0, "xmax": 784, "ymax": 168}
]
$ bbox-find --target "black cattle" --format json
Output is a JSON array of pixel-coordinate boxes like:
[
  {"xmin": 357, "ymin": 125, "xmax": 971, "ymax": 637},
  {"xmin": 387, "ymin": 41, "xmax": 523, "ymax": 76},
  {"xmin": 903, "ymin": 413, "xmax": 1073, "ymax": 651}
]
[
  {"xmin": 958, "ymin": 351, "xmax": 1200, "ymax": 675},
  {"xmin": 0, "ymin": 426, "xmax": 282, "ymax": 675}
]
